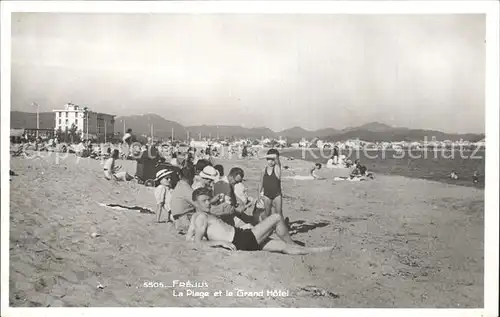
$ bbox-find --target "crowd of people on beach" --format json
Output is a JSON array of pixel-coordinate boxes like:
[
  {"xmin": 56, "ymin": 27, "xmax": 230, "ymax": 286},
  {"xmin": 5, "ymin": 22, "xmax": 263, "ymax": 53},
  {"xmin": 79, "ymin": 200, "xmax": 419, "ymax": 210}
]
[
  {"xmin": 10, "ymin": 125, "xmax": 485, "ymax": 254},
  {"xmin": 148, "ymin": 146, "xmax": 332, "ymax": 254}
]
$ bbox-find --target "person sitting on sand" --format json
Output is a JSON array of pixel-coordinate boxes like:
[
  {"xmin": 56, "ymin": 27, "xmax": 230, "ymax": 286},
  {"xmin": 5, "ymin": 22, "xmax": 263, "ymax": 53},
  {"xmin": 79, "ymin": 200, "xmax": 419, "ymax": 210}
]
[
  {"xmin": 103, "ymin": 149, "xmax": 134, "ymax": 181},
  {"xmin": 350, "ymin": 160, "xmax": 373, "ymax": 180},
  {"xmin": 310, "ymin": 163, "xmax": 324, "ymax": 180},
  {"xmin": 450, "ymin": 171, "xmax": 459, "ymax": 180},
  {"xmin": 170, "ymin": 165, "xmax": 197, "ymax": 233},
  {"xmin": 192, "ymin": 165, "xmax": 218, "ymax": 190},
  {"xmin": 155, "ymin": 169, "xmax": 175, "ymax": 223},
  {"xmin": 326, "ymin": 156, "xmax": 335, "ymax": 168},
  {"xmin": 213, "ymin": 167, "xmax": 256, "ymax": 219},
  {"xmin": 186, "ymin": 187, "xmax": 334, "ymax": 254},
  {"xmin": 232, "ymin": 168, "xmax": 254, "ymax": 207}
]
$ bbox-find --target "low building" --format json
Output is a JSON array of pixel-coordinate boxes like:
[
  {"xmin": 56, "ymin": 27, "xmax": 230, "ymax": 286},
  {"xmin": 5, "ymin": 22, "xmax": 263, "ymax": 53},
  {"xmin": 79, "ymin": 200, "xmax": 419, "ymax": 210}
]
[{"xmin": 52, "ymin": 103, "xmax": 115, "ymax": 140}]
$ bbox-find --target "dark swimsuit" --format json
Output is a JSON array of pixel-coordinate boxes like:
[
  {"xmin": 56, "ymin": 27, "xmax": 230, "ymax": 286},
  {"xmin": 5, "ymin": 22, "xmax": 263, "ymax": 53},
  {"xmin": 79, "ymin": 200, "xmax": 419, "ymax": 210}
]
[
  {"xmin": 232, "ymin": 227, "xmax": 260, "ymax": 251},
  {"xmin": 263, "ymin": 167, "xmax": 282, "ymax": 200}
]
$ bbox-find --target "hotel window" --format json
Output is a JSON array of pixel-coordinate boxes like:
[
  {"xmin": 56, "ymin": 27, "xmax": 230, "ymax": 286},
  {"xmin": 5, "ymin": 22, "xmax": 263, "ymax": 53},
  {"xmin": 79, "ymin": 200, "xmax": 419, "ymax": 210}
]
[
  {"xmin": 59, "ymin": 119, "xmax": 61, "ymax": 124},
  {"xmin": 75, "ymin": 119, "xmax": 78, "ymax": 125},
  {"xmin": 59, "ymin": 112, "xmax": 62, "ymax": 116},
  {"xmin": 65, "ymin": 119, "xmax": 69, "ymax": 125},
  {"xmin": 66, "ymin": 112, "xmax": 68, "ymax": 117}
]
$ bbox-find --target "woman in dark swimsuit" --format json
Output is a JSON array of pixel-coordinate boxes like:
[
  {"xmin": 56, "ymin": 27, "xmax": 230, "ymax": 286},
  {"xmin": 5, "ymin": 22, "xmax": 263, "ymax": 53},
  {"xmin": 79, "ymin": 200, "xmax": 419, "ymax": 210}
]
[{"xmin": 258, "ymin": 149, "xmax": 296, "ymax": 245}]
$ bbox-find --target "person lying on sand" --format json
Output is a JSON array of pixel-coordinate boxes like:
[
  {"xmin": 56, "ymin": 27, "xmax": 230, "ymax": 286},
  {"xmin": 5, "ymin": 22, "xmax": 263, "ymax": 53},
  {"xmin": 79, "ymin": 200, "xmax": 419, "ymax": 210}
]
[
  {"xmin": 186, "ymin": 187, "xmax": 334, "ymax": 254},
  {"xmin": 103, "ymin": 149, "xmax": 133, "ymax": 181}
]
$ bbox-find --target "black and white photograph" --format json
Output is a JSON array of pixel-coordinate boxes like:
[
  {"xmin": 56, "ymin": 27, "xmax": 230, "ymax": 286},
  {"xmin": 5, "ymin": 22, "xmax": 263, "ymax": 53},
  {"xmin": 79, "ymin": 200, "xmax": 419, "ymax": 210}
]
[{"xmin": 1, "ymin": 1, "xmax": 498, "ymax": 315}]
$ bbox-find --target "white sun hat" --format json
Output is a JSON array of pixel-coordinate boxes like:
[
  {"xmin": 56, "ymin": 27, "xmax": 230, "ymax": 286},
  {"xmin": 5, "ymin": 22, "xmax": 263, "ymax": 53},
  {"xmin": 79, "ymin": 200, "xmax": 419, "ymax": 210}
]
[{"xmin": 199, "ymin": 166, "xmax": 219, "ymax": 181}]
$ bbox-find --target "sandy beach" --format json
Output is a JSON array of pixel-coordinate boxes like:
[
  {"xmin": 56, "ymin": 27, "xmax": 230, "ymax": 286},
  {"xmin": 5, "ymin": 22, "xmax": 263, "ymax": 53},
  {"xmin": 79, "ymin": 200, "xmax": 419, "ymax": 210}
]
[{"xmin": 9, "ymin": 152, "xmax": 484, "ymax": 307}]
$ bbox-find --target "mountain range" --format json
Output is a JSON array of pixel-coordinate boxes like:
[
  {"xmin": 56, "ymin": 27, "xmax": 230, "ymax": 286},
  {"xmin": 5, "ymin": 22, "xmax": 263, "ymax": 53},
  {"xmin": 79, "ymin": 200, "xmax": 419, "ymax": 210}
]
[{"xmin": 10, "ymin": 111, "xmax": 484, "ymax": 142}]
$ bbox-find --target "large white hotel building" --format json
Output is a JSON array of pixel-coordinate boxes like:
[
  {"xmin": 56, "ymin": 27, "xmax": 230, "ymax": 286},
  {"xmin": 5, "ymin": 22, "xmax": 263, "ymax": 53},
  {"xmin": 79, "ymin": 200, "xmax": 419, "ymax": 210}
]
[{"xmin": 52, "ymin": 103, "xmax": 115, "ymax": 139}]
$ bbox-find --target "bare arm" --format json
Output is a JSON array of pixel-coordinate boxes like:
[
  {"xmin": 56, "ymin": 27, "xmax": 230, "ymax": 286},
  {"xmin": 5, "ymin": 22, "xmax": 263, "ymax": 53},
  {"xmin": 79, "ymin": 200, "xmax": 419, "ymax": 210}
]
[
  {"xmin": 210, "ymin": 196, "xmax": 219, "ymax": 205},
  {"xmin": 275, "ymin": 164, "xmax": 282, "ymax": 179},
  {"xmin": 156, "ymin": 203, "xmax": 164, "ymax": 222},
  {"xmin": 257, "ymin": 169, "xmax": 265, "ymax": 196}
]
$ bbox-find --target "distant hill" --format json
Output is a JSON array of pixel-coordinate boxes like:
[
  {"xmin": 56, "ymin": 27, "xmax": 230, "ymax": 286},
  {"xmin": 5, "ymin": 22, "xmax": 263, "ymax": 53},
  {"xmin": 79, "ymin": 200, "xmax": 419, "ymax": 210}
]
[
  {"xmin": 277, "ymin": 126, "xmax": 311, "ymax": 139},
  {"xmin": 114, "ymin": 114, "xmax": 187, "ymax": 139},
  {"xmin": 12, "ymin": 111, "xmax": 484, "ymax": 142},
  {"xmin": 346, "ymin": 122, "xmax": 394, "ymax": 132},
  {"xmin": 11, "ymin": 111, "xmax": 55, "ymax": 129},
  {"xmin": 314, "ymin": 127, "xmax": 340, "ymax": 138},
  {"xmin": 186, "ymin": 125, "xmax": 280, "ymax": 139},
  {"xmin": 323, "ymin": 129, "xmax": 485, "ymax": 143}
]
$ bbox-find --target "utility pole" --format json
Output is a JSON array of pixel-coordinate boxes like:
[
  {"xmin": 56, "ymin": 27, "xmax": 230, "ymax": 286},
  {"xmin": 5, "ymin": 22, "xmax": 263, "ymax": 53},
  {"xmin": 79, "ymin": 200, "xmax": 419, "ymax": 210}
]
[
  {"xmin": 32, "ymin": 102, "xmax": 39, "ymax": 139},
  {"xmin": 83, "ymin": 107, "xmax": 89, "ymax": 141},
  {"xmin": 104, "ymin": 120, "xmax": 107, "ymax": 143},
  {"xmin": 171, "ymin": 127, "xmax": 174, "ymax": 143},
  {"xmin": 123, "ymin": 120, "xmax": 125, "ymax": 135}
]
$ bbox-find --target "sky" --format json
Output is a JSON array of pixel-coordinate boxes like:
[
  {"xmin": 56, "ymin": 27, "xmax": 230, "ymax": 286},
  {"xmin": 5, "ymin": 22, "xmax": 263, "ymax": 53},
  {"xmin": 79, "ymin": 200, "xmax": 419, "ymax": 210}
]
[{"xmin": 11, "ymin": 13, "xmax": 485, "ymax": 133}]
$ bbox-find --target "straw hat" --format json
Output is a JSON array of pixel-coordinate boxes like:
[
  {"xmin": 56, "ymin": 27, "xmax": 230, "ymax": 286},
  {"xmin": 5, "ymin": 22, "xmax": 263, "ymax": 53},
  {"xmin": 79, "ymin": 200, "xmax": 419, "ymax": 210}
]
[{"xmin": 155, "ymin": 169, "xmax": 173, "ymax": 181}]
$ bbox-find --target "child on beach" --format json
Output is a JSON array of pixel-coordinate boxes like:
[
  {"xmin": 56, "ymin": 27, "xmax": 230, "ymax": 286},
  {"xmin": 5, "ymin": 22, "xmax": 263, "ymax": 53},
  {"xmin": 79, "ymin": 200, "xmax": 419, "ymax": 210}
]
[
  {"xmin": 155, "ymin": 169, "xmax": 174, "ymax": 223},
  {"xmin": 103, "ymin": 149, "xmax": 133, "ymax": 181},
  {"xmin": 258, "ymin": 149, "xmax": 296, "ymax": 245}
]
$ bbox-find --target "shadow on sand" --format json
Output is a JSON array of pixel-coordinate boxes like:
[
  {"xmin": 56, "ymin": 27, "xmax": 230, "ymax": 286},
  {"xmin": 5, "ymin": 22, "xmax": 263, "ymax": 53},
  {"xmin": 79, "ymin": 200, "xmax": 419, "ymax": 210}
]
[
  {"xmin": 105, "ymin": 204, "xmax": 155, "ymax": 214},
  {"xmin": 288, "ymin": 220, "xmax": 331, "ymax": 236}
]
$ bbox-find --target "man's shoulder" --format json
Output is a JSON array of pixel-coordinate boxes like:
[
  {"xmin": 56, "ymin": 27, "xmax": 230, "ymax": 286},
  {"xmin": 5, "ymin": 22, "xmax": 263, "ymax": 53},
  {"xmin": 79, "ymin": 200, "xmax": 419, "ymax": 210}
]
[{"xmin": 192, "ymin": 211, "xmax": 209, "ymax": 224}]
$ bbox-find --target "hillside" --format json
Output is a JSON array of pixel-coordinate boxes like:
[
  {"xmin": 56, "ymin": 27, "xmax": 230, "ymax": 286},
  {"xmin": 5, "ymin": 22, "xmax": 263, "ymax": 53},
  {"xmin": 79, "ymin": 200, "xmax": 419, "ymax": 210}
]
[
  {"xmin": 11, "ymin": 111, "xmax": 484, "ymax": 142},
  {"xmin": 114, "ymin": 114, "xmax": 187, "ymax": 139},
  {"xmin": 11, "ymin": 111, "xmax": 55, "ymax": 129}
]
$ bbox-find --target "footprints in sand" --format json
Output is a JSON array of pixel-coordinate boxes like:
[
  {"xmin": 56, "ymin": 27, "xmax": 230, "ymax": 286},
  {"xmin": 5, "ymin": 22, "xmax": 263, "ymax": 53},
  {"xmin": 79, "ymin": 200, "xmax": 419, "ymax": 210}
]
[{"xmin": 296, "ymin": 286, "xmax": 340, "ymax": 299}]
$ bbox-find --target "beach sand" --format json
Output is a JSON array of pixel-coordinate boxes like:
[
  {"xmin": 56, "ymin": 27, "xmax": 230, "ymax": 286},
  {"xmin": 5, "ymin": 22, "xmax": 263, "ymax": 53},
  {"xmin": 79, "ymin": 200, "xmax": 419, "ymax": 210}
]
[{"xmin": 9, "ymin": 152, "xmax": 484, "ymax": 307}]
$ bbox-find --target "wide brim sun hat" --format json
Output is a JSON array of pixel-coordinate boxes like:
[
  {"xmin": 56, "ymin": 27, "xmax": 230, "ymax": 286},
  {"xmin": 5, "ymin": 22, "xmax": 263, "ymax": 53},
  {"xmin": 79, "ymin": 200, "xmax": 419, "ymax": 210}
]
[{"xmin": 155, "ymin": 169, "xmax": 174, "ymax": 181}]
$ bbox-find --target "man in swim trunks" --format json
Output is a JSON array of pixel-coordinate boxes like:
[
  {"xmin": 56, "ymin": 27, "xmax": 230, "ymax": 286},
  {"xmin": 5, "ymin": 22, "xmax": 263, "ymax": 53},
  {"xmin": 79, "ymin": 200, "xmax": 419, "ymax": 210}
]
[{"xmin": 186, "ymin": 188, "xmax": 334, "ymax": 254}]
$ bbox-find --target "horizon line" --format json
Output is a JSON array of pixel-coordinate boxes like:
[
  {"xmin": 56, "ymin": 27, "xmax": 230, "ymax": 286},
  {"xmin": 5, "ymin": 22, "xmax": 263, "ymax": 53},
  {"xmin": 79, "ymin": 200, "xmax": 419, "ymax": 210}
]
[{"xmin": 10, "ymin": 109, "xmax": 485, "ymax": 135}]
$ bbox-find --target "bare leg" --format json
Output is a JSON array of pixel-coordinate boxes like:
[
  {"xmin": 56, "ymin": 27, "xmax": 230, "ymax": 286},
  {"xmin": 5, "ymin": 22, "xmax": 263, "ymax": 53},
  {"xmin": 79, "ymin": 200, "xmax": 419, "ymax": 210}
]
[
  {"xmin": 250, "ymin": 214, "xmax": 282, "ymax": 244},
  {"xmin": 262, "ymin": 195, "xmax": 273, "ymax": 219},
  {"xmin": 260, "ymin": 195, "xmax": 296, "ymax": 245},
  {"xmin": 261, "ymin": 239, "xmax": 334, "ymax": 255},
  {"xmin": 114, "ymin": 171, "xmax": 133, "ymax": 181},
  {"xmin": 273, "ymin": 195, "xmax": 296, "ymax": 245}
]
